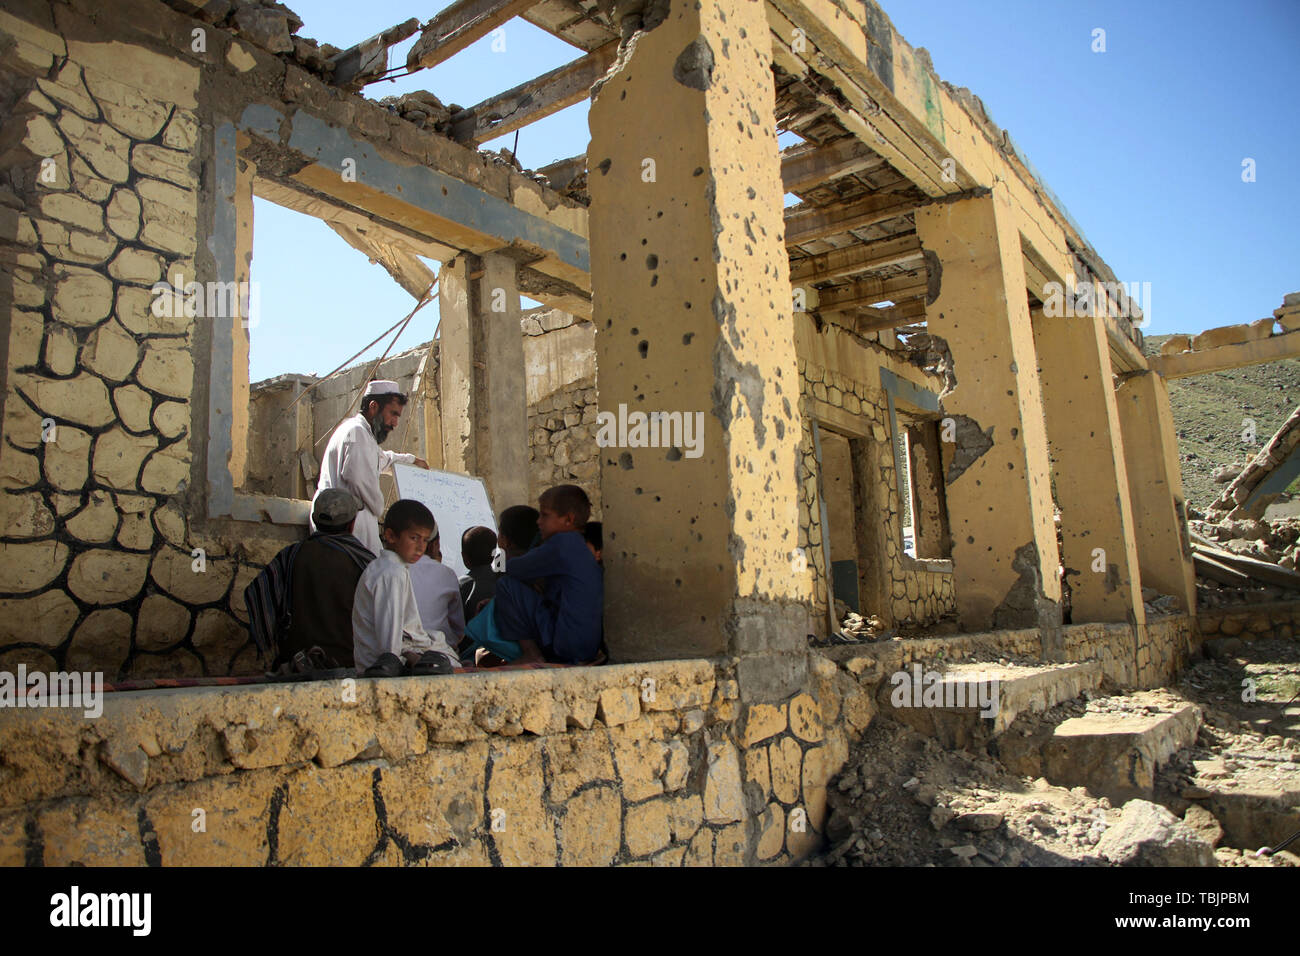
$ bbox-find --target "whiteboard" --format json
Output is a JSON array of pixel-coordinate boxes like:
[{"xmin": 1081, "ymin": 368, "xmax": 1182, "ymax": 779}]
[{"xmin": 392, "ymin": 465, "xmax": 496, "ymax": 578}]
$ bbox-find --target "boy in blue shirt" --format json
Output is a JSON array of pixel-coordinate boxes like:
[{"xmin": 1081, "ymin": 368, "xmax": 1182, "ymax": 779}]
[{"xmin": 495, "ymin": 484, "xmax": 603, "ymax": 664}]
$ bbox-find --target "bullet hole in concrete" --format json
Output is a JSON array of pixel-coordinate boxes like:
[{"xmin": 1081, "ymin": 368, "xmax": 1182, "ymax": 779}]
[
  {"xmin": 1007, "ymin": 462, "xmax": 1014, "ymax": 469},
  {"xmin": 598, "ymin": 158, "xmax": 612, "ymax": 175},
  {"xmin": 655, "ymin": 496, "xmax": 661, "ymax": 502},
  {"xmin": 737, "ymin": 121, "xmax": 745, "ymax": 134},
  {"xmin": 638, "ymin": 340, "xmax": 649, "ymax": 358},
  {"xmin": 1011, "ymin": 427, "xmax": 1019, "ymax": 438},
  {"xmin": 693, "ymin": 167, "xmax": 704, "ymax": 176},
  {"xmin": 745, "ymin": 510, "xmax": 753, "ymax": 521},
  {"xmin": 620, "ymin": 453, "xmax": 634, "ymax": 470},
  {"xmin": 775, "ymin": 419, "xmax": 784, "ymax": 440},
  {"xmin": 967, "ymin": 536, "xmax": 975, "ymax": 544},
  {"xmin": 683, "ymin": 333, "xmax": 694, "ymax": 345},
  {"xmin": 747, "ymin": 187, "xmax": 756, "ymax": 200},
  {"xmin": 656, "ymin": 211, "xmax": 663, "ymax": 218},
  {"xmin": 666, "ymin": 447, "xmax": 681, "ymax": 461},
  {"xmin": 620, "ymin": 253, "xmax": 626, "ymax": 260},
  {"xmin": 641, "ymin": 238, "xmax": 648, "ymax": 245},
  {"xmin": 646, "ymin": 254, "xmax": 659, "ymax": 270},
  {"xmin": 675, "ymin": 579, "xmax": 682, "ymax": 587},
  {"xmin": 650, "ymin": 274, "xmax": 658, "ymax": 287},
  {"xmin": 631, "ymin": 327, "xmax": 639, "ymax": 334},
  {"xmin": 605, "ymin": 320, "xmax": 613, "ymax": 329},
  {"xmin": 684, "ymin": 301, "xmax": 692, "ymax": 310},
  {"xmin": 637, "ymin": 393, "xmax": 644, "ymax": 401},
  {"xmin": 690, "ymin": 517, "xmax": 697, "ymax": 524},
  {"xmin": 441, "ymin": 186, "xmax": 448, "ymax": 196},
  {"xmin": 1006, "ymin": 390, "xmax": 1013, "ymax": 396},
  {"xmin": 739, "ymin": 26, "xmax": 747, "ymax": 38},
  {"xmin": 620, "ymin": 90, "xmax": 626, "ymax": 100}
]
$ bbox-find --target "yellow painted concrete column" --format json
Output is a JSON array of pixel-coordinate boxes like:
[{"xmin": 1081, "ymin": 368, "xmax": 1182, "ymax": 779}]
[
  {"xmin": 1116, "ymin": 370, "xmax": 1196, "ymax": 613},
  {"xmin": 915, "ymin": 188, "xmax": 1061, "ymax": 632},
  {"xmin": 588, "ymin": 0, "xmax": 808, "ymax": 693},
  {"xmin": 1032, "ymin": 309, "xmax": 1145, "ymax": 625}
]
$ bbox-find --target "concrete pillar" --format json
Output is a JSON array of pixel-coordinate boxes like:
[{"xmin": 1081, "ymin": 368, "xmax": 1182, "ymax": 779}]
[
  {"xmin": 437, "ymin": 257, "xmax": 473, "ymax": 474},
  {"xmin": 474, "ymin": 252, "xmax": 529, "ymax": 510},
  {"xmin": 588, "ymin": 0, "xmax": 808, "ymax": 693},
  {"xmin": 1032, "ymin": 310, "xmax": 1145, "ymax": 624},
  {"xmin": 436, "ymin": 254, "xmax": 529, "ymax": 511},
  {"xmin": 915, "ymin": 188, "xmax": 1061, "ymax": 632},
  {"xmin": 1116, "ymin": 370, "xmax": 1196, "ymax": 613}
]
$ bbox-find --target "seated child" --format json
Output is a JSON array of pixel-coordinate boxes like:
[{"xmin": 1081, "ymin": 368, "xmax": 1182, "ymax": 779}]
[
  {"xmin": 494, "ymin": 485, "xmax": 603, "ymax": 664},
  {"xmin": 410, "ymin": 525, "xmax": 466, "ymax": 648},
  {"xmin": 458, "ymin": 525, "xmax": 500, "ymax": 623},
  {"xmin": 460, "ymin": 506, "xmax": 539, "ymax": 666},
  {"xmin": 352, "ymin": 499, "xmax": 460, "ymax": 677}
]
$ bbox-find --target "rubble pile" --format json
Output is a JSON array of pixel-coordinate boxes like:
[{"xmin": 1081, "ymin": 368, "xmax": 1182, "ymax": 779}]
[{"xmin": 1189, "ymin": 510, "xmax": 1300, "ymax": 608}]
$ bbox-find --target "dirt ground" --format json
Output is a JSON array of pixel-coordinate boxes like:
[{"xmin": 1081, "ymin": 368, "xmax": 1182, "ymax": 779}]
[{"xmin": 811, "ymin": 637, "xmax": 1300, "ymax": 867}]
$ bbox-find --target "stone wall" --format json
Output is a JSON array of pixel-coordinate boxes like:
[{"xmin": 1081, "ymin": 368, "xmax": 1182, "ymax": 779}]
[
  {"xmin": 522, "ymin": 310, "xmax": 599, "ymax": 514},
  {"xmin": 1196, "ymin": 600, "xmax": 1300, "ymax": 644},
  {"xmin": 0, "ymin": 656, "xmax": 861, "ymax": 866},
  {"xmin": 795, "ymin": 353, "xmax": 955, "ymax": 633},
  {"xmin": 0, "ymin": 3, "xmax": 279, "ymax": 681}
]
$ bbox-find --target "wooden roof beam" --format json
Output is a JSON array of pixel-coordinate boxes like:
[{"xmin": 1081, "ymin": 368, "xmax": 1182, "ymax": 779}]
[
  {"xmin": 447, "ymin": 41, "xmax": 618, "ymax": 146},
  {"xmin": 328, "ymin": 18, "xmax": 421, "ymax": 90},
  {"xmin": 788, "ymin": 234, "xmax": 922, "ymax": 283},
  {"xmin": 781, "ymin": 137, "xmax": 886, "ymax": 194},
  {"xmin": 407, "ymin": 0, "xmax": 540, "ymax": 71},
  {"xmin": 784, "ymin": 189, "xmax": 920, "ymax": 246}
]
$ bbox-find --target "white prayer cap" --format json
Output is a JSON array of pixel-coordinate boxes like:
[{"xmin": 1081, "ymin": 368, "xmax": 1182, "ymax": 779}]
[{"xmin": 362, "ymin": 379, "xmax": 401, "ymax": 398}]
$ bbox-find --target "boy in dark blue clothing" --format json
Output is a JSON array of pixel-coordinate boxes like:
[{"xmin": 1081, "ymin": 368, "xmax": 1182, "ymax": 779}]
[{"xmin": 495, "ymin": 484, "xmax": 603, "ymax": 664}]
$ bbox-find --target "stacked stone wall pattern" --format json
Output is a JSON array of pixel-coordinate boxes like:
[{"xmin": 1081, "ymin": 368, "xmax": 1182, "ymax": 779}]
[
  {"xmin": 0, "ymin": 659, "xmax": 859, "ymax": 866},
  {"xmin": 795, "ymin": 358, "xmax": 955, "ymax": 628},
  {"xmin": 0, "ymin": 38, "xmax": 265, "ymax": 680},
  {"xmin": 527, "ymin": 376, "xmax": 600, "ymax": 516}
]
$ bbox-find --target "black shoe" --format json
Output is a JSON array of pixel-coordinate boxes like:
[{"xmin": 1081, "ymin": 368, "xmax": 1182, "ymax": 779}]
[
  {"xmin": 363, "ymin": 653, "xmax": 403, "ymax": 678},
  {"xmin": 408, "ymin": 651, "xmax": 454, "ymax": 676}
]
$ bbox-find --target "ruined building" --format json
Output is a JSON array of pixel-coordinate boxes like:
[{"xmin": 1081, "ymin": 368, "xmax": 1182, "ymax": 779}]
[{"xmin": 1, "ymin": 0, "xmax": 1297, "ymax": 866}]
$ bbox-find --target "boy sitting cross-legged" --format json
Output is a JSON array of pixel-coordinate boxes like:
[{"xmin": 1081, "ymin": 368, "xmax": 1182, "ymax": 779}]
[
  {"xmin": 352, "ymin": 499, "xmax": 460, "ymax": 678},
  {"xmin": 494, "ymin": 484, "xmax": 603, "ymax": 664}
]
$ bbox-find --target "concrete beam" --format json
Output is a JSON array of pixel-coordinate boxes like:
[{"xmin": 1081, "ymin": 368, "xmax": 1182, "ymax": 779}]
[{"xmin": 1148, "ymin": 330, "xmax": 1300, "ymax": 379}]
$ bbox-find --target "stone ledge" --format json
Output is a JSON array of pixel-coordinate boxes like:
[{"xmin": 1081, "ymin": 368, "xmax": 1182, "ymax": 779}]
[{"xmin": 0, "ymin": 659, "xmax": 717, "ymax": 809}]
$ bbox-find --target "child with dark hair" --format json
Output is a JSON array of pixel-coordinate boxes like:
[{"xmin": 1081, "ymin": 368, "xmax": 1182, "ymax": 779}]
[
  {"xmin": 458, "ymin": 525, "xmax": 500, "ymax": 624},
  {"xmin": 498, "ymin": 505, "xmax": 541, "ymax": 555},
  {"xmin": 352, "ymin": 499, "xmax": 459, "ymax": 678},
  {"xmin": 494, "ymin": 484, "xmax": 603, "ymax": 664}
]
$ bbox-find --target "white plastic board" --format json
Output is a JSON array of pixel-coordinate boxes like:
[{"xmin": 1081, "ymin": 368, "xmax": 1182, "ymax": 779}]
[{"xmin": 392, "ymin": 464, "xmax": 496, "ymax": 578}]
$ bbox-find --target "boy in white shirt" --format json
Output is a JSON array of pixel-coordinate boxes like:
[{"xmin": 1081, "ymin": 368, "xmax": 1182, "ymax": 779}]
[
  {"xmin": 410, "ymin": 529, "xmax": 466, "ymax": 651},
  {"xmin": 352, "ymin": 499, "xmax": 459, "ymax": 678}
]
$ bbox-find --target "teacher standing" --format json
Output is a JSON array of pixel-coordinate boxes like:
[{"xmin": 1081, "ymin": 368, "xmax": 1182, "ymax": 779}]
[{"xmin": 312, "ymin": 379, "xmax": 429, "ymax": 556}]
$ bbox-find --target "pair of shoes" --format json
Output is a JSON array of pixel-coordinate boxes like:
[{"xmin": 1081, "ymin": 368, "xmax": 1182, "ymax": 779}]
[
  {"xmin": 408, "ymin": 651, "xmax": 454, "ymax": 676},
  {"xmin": 363, "ymin": 653, "xmax": 403, "ymax": 678}
]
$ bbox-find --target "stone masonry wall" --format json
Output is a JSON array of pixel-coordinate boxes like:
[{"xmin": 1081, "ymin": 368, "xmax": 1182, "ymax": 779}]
[
  {"xmin": 796, "ymin": 356, "xmax": 955, "ymax": 632},
  {"xmin": 527, "ymin": 375, "xmax": 600, "ymax": 517},
  {"xmin": 0, "ymin": 4, "xmax": 277, "ymax": 682},
  {"xmin": 0, "ymin": 656, "xmax": 866, "ymax": 866},
  {"xmin": 1196, "ymin": 600, "xmax": 1300, "ymax": 645}
]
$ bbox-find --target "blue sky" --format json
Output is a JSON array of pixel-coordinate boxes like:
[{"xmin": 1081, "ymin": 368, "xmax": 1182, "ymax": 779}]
[{"xmin": 248, "ymin": 0, "xmax": 1300, "ymax": 381}]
